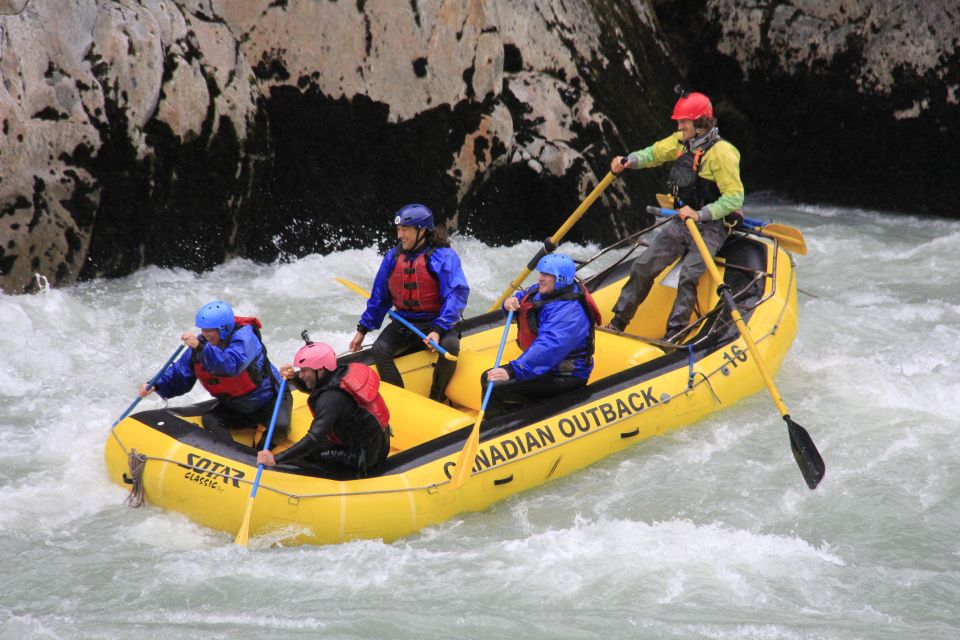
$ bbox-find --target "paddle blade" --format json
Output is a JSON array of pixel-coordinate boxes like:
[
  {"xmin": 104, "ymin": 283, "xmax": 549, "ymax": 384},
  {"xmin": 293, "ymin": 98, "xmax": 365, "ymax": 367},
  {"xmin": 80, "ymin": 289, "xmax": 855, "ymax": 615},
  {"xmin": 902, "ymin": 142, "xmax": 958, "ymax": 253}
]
[
  {"xmin": 449, "ymin": 420, "xmax": 482, "ymax": 490},
  {"xmin": 234, "ymin": 496, "xmax": 255, "ymax": 546},
  {"xmin": 785, "ymin": 415, "xmax": 825, "ymax": 489}
]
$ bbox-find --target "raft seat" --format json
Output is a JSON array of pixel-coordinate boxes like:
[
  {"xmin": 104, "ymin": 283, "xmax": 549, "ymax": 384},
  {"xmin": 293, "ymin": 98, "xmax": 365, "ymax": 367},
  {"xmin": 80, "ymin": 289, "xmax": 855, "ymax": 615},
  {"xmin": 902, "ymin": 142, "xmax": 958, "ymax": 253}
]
[
  {"xmin": 379, "ymin": 383, "xmax": 474, "ymax": 453},
  {"xmin": 443, "ymin": 343, "xmax": 524, "ymax": 411},
  {"xmin": 588, "ymin": 330, "xmax": 664, "ymax": 383}
]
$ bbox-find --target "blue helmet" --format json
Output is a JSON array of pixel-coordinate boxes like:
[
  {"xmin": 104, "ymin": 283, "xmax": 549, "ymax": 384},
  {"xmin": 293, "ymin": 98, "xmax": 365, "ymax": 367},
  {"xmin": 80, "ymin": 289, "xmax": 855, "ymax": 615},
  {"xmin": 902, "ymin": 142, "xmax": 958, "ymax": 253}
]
[
  {"xmin": 536, "ymin": 253, "xmax": 576, "ymax": 288},
  {"xmin": 393, "ymin": 203, "xmax": 434, "ymax": 229},
  {"xmin": 195, "ymin": 300, "xmax": 235, "ymax": 340}
]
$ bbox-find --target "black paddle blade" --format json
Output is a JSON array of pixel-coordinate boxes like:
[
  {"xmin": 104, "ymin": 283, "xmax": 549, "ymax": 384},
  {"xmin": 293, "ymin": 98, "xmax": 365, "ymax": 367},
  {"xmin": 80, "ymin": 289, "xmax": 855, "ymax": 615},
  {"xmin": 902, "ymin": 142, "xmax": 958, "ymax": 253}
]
[{"xmin": 785, "ymin": 415, "xmax": 825, "ymax": 489}]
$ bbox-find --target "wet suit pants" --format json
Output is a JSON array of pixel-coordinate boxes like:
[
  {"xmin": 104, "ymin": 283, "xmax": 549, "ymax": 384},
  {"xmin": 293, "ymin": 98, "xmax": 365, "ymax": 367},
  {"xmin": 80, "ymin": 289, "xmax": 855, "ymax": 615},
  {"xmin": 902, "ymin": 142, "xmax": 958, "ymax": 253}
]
[{"xmin": 611, "ymin": 217, "xmax": 728, "ymax": 338}]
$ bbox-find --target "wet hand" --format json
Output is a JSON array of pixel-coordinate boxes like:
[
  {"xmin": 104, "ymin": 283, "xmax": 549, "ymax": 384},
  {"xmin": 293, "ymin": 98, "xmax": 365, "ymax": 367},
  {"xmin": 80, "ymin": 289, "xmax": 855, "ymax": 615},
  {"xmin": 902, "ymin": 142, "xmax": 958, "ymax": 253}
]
[
  {"xmin": 138, "ymin": 383, "xmax": 154, "ymax": 398},
  {"xmin": 503, "ymin": 296, "xmax": 521, "ymax": 312},
  {"xmin": 256, "ymin": 450, "xmax": 276, "ymax": 466},
  {"xmin": 423, "ymin": 331, "xmax": 440, "ymax": 351},
  {"xmin": 279, "ymin": 364, "xmax": 295, "ymax": 380},
  {"xmin": 611, "ymin": 155, "xmax": 635, "ymax": 174},
  {"xmin": 348, "ymin": 331, "xmax": 364, "ymax": 352},
  {"xmin": 486, "ymin": 367, "xmax": 509, "ymax": 382},
  {"xmin": 678, "ymin": 206, "xmax": 699, "ymax": 221},
  {"xmin": 181, "ymin": 332, "xmax": 200, "ymax": 349}
]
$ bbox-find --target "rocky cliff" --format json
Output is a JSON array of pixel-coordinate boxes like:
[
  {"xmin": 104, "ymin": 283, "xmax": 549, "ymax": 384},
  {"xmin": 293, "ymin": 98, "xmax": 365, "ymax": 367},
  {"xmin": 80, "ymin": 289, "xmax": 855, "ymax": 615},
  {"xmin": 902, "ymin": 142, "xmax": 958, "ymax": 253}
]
[
  {"xmin": 1, "ymin": 0, "xmax": 677, "ymax": 294},
  {"xmin": 2, "ymin": 0, "xmax": 957, "ymax": 295}
]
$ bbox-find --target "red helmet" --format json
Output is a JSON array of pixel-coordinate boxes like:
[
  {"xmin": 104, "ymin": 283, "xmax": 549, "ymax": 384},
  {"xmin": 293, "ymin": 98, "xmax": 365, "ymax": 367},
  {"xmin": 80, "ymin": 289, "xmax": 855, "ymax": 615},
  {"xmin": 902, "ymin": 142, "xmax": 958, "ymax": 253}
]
[
  {"xmin": 671, "ymin": 92, "xmax": 713, "ymax": 121},
  {"xmin": 294, "ymin": 342, "xmax": 336, "ymax": 372}
]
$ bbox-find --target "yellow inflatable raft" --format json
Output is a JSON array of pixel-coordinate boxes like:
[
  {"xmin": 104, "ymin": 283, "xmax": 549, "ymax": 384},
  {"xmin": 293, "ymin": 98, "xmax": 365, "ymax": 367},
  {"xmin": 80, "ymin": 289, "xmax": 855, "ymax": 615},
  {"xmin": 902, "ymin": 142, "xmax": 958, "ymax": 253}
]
[{"xmin": 105, "ymin": 231, "xmax": 799, "ymax": 545}]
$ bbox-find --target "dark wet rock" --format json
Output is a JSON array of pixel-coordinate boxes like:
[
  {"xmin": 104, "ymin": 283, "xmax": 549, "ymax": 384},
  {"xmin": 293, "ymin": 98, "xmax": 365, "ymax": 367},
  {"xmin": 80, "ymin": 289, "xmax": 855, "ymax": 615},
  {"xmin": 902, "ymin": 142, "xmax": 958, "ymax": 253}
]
[{"xmin": 653, "ymin": 0, "xmax": 960, "ymax": 217}]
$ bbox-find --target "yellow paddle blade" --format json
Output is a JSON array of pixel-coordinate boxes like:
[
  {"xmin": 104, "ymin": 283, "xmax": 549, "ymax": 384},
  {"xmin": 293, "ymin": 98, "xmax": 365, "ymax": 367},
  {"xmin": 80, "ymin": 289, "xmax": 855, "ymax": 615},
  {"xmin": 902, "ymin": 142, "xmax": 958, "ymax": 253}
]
[
  {"xmin": 761, "ymin": 223, "xmax": 807, "ymax": 255},
  {"xmin": 655, "ymin": 193, "xmax": 674, "ymax": 208},
  {"xmin": 335, "ymin": 277, "xmax": 371, "ymax": 298},
  {"xmin": 234, "ymin": 496, "xmax": 255, "ymax": 547},
  {"xmin": 449, "ymin": 412, "xmax": 484, "ymax": 489}
]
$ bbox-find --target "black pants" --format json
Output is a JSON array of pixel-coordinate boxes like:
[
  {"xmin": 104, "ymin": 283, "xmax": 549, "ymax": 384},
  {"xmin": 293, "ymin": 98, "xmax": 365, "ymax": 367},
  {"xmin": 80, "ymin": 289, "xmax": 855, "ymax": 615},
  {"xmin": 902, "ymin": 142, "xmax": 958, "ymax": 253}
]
[
  {"xmin": 480, "ymin": 369, "xmax": 587, "ymax": 418},
  {"xmin": 195, "ymin": 388, "xmax": 293, "ymax": 449},
  {"xmin": 371, "ymin": 320, "xmax": 459, "ymax": 402}
]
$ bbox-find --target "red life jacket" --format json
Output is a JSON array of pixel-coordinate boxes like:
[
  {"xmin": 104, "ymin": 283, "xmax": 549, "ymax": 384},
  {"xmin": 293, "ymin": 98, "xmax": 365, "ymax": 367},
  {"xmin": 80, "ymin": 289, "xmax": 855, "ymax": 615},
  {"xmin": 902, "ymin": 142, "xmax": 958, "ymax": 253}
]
[
  {"xmin": 192, "ymin": 316, "xmax": 268, "ymax": 399},
  {"xmin": 387, "ymin": 247, "xmax": 441, "ymax": 314},
  {"xmin": 338, "ymin": 363, "xmax": 391, "ymax": 431},
  {"xmin": 516, "ymin": 282, "xmax": 602, "ymax": 353}
]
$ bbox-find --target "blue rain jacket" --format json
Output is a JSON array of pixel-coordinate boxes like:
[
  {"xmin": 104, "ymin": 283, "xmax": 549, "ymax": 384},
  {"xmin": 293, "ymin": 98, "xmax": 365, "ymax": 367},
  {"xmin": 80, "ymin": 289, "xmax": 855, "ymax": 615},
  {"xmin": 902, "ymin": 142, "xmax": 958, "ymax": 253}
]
[
  {"xmin": 359, "ymin": 245, "xmax": 470, "ymax": 334},
  {"xmin": 505, "ymin": 283, "xmax": 594, "ymax": 381},
  {"xmin": 153, "ymin": 325, "xmax": 280, "ymax": 414}
]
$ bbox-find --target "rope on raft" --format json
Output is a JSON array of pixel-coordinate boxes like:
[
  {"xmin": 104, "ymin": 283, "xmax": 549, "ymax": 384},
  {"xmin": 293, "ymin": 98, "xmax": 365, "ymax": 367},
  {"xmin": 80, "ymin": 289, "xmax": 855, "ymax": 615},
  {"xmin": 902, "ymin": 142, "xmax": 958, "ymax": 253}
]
[{"xmin": 124, "ymin": 449, "xmax": 148, "ymax": 508}]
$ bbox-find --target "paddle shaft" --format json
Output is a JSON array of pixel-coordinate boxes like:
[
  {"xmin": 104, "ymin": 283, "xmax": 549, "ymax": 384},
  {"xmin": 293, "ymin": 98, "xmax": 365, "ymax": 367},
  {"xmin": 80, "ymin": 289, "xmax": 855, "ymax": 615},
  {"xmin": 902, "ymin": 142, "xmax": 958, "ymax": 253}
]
[
  {"xmin": 235, "ymin": 377, "xmax": 288, "ymax": 546},
  {"xmin": 112, "ymin": 345, "xmax": 185, "ymax": 428},
  {"xmin": 683, "ymin": 218, "xmax": 789, "ymax": 413},
  {"xmin": 335, "ymin": 277, "xmax": 457, "ymax": 361},
  {"xmin": 488, "ymin": 172, "xmax": 616, "ymax": 311},
  {"xmin": 683, "ymin": 218, "xmax": 824, "ymax": 488},
  {"xmin": 449, "ymin": 309, "xmax": 514, "ymax": 489}
]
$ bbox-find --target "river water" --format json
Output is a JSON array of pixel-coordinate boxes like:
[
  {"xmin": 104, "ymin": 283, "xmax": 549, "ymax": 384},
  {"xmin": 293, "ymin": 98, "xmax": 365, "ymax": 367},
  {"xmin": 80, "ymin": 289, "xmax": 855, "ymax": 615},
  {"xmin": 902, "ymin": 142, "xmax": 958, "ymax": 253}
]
[{"xmin": 1, "ymin": 198, "xmax": 958, "ymax": 639}]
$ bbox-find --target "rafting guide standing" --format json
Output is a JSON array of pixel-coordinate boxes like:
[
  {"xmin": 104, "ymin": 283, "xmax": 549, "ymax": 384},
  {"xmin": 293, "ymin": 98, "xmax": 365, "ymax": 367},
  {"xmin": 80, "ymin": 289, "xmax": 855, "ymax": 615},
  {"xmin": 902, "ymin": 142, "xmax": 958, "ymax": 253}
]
[
  {"xmin": 348, "ymin": 204, "xmax": 470, "ymax": 404},
  {"xmin": 606, "ymin": 87, "xmax": 744, "ymax": 340}
]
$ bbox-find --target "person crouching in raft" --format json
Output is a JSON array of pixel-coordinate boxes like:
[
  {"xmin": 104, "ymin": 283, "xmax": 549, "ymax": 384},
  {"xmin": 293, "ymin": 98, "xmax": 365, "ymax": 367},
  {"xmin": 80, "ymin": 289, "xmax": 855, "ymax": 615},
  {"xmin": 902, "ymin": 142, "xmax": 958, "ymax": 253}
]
[
  {"xmin": 257, "ymin": 341, "xmax": 391, "ymax": 477},
  {"xmin": 347, "ymin": 204, "xmax": 470, "ymax": 404},
  {"xmin": 482, "ymin": 254, "xmax": 600, "ymax": 418},
  {"xmin": 139, "ymin": 300, "xmax": 291, "ymax": 448}
]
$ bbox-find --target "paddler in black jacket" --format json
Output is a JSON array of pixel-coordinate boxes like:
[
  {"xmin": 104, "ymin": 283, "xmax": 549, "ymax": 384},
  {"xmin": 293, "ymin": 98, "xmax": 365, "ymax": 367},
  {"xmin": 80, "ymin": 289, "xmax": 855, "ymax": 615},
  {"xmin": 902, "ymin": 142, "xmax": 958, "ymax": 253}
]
[{"xmin": 256, "ymin": 341, "xmax": 391, "ymax": 477}]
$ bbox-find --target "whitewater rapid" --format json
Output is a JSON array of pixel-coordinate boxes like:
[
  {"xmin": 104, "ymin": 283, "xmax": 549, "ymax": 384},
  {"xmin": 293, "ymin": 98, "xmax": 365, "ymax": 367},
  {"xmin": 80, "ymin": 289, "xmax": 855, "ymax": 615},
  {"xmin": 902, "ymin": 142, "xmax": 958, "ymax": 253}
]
[{"xmin": 1, "ymin": 198, "xmax": 959, "ymax": 639}]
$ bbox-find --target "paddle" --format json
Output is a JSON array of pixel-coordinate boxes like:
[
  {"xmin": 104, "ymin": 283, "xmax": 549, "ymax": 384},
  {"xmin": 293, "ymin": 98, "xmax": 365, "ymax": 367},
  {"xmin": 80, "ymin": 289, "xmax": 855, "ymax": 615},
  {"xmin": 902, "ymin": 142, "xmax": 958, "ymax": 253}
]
[
  {"xmin": 113, "ymin": 345, "xmax": 185, "ymax": 428},
  {"xmin": 682, "ymin": 217, "xmax": 825, "ymax": 489},
  {"xmin": 234, "ymin": 377, "xmax": 288, "ymax": 547},
  {"xmin": 488, "ymin": 171, "xmax": 616, "ymax": 311},
  {"xmin": 335, "ymin": 277, "xmax": 458, "ymax": 361},
  {"xmin": 449, "ymin": 309, "xmax": 514, "ymax": 489},
  {"xmin": 647, "ymin": 206, "xmax": 807, "ymax": 255}
]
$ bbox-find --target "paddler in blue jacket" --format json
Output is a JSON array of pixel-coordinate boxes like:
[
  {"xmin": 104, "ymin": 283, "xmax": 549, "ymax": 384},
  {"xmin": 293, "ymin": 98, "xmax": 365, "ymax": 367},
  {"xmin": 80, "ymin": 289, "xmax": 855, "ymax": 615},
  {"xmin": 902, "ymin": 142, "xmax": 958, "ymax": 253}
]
[
  {"xmin": 483, "ymin": 254, "xmax": 599, "ymax": 417},
  {"xmin": 348, "ymin": 204, "xmax": 470, "ymax": 404},
  {"xmin": 139, "ymin": 300, "xmax": 291, "ymax": 448}
]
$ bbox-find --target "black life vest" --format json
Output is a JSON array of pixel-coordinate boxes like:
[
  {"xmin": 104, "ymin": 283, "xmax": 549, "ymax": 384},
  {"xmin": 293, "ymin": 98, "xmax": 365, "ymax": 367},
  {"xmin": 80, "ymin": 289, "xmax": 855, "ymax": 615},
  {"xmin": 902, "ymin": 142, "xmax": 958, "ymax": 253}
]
[
  {"xmin": 516, "ymin": 282, "xmax": 603, "ymax": 357},
  {"xmin": 669, "ymin": 136, "xmax": 722, "ymax": 211},
  {"xmin": 306, "ymin": 364, "xmax": 390, "ymax": 447},
  {"xmin": 192, "ymin": 316, "xmax": 269, "ymax": 399},
  {"xmin": 387, "ymin": 246, "xmax": 441, "ymax": 314}
]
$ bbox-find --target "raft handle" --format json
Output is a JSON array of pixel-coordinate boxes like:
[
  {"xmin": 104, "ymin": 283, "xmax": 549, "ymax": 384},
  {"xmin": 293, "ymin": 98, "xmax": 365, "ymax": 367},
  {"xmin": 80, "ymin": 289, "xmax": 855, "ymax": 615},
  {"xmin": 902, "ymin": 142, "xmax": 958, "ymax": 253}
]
[
  {"xmin": 493, "ymin": 474, "xmax": 514, "ymax": 486},
  {"xmin": 620, "ymin": 428, "xmax": 640, "ymax": 439}
]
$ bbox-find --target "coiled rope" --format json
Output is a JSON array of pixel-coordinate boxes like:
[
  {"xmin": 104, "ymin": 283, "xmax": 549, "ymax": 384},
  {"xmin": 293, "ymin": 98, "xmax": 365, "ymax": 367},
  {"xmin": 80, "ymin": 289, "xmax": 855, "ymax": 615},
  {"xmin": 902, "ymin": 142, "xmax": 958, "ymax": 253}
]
[{"xmin": 124, "ymin": 449, "xmax": 148, "ymax": 508}]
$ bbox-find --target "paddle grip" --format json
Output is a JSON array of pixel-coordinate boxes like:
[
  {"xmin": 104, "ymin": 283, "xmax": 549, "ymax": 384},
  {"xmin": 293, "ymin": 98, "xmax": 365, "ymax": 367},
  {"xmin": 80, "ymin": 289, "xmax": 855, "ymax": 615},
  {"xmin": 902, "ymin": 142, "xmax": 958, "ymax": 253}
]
[{"xmin": 525, "ymin": 238, "xmax": 559, "ymax": 271}]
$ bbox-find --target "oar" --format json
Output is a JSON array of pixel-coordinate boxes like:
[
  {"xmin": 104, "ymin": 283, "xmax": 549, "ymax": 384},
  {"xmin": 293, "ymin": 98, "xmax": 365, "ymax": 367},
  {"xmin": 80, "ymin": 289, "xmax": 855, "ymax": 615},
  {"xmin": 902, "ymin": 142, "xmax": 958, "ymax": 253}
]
[
  {"xmin": 113, "ymin": 345, "xmax": 185, "ymax": 428},
  {"xmin": 488, "ymin": 171, "xmax": 616, "ymax": 311},
  {"xmin": 449, "ymin": 309, "xmax": 514, "ymax": 489},
  {"xmin": 234, "ymin": 377, "xmax": 288, "ymax": 547},
  {"xmin": 682, "ymin": 217, "xmax": 825, "ymax": 489},
  {"xmin": 334, "ymin": 277, "xmax": 458, "ymax": 361},
  {"xmin": 647, "ymin": 206, "xmax": 807, "ymax": 255}
]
